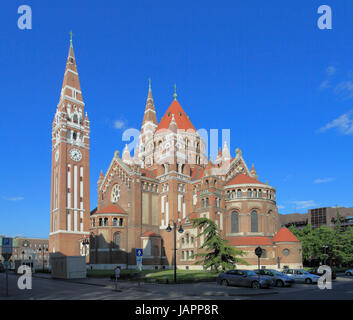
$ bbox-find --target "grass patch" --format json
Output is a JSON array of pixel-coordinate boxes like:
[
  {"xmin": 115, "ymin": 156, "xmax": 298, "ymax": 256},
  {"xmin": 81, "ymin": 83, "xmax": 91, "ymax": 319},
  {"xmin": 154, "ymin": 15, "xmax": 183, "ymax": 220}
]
[
  {"xmin": 87, "ymin": 269, "xmax": 219, "ymax": 283},
  {"xmin": 87, "ymin": 269, "xmax": 160, "ymax": 279},
  {"xmin": 144, "ymin": 270, "xmax": 219, "ymax": 284}
]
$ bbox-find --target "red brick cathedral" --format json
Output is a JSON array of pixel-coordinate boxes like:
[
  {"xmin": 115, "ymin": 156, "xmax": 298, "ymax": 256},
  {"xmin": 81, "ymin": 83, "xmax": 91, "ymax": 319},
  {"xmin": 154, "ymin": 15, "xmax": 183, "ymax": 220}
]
[{"xmin": 50, "ymin": 41, "xmax": 303, "ymax": 270}]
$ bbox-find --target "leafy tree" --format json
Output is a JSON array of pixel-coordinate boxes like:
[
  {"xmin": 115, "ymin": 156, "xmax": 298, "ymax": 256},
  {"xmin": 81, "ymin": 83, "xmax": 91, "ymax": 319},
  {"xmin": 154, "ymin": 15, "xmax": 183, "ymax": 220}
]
[
  {"xmin": 191, "ymin": 217, "xmax": 248, "ymax": 272},
  {"xmin": 290, "ymin": 208, "xmax": 353, "ymax": 267}
]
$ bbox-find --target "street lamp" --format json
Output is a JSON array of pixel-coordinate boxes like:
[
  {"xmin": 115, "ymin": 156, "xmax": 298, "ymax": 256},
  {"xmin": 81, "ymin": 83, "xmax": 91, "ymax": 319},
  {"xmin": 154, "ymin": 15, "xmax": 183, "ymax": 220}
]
[
  {"xmin": 322, "ymin": 244, "xmax": 329, "ymax": 265},
  {"xmin": 82, "ymin": 237, "xmax": 89, "ymax": 258},
  {"xmin": 166, "ymin": 221, "xmax": 184, "ymax": 283},
  {"xmin": 38, "ymin": 246, "xmax": 48, "ymax": 272}
]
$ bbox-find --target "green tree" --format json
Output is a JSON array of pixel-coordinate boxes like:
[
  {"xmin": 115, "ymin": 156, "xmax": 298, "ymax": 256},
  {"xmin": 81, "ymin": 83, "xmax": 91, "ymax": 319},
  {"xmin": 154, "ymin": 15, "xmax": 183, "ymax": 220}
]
[{"xmin": 192, "ymin": 217, "xmax": 248, "ymax": 272}]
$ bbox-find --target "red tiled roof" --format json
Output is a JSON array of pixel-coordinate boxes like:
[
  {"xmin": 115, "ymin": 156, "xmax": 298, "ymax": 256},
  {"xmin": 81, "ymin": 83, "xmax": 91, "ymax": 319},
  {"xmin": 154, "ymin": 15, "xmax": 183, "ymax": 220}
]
[
  {"xmin": 226, "ymin": 173, "xmax": 264, "ymax": 186},
  {"xmin": 156, "ymin": 100, "xmax": 196, "ymax": 131},
  {"xmin": 272, "ymin": 228, "xmax": 300, "ymax": 242},
  {"xmin": 96, "ymin": 204, "xmax": 126, "ymax": 214},
  {"xmin": 228, "ymin": 236, "xmax": 273, "ymax": 246},
  {"xmin": 141, "ymin": 231, "xmax": 160, "ymax": 237}
]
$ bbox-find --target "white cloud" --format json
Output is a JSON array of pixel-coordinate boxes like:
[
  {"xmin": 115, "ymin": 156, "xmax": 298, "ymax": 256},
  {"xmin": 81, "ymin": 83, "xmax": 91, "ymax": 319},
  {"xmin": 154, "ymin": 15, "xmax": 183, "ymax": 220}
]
[
  {"xmin": 277, "ymin": 205, "xmax": 285, "ymax": 210},
  {"xmin": 326, "ymin": 66, "xmax": 336, "ymax": 76},
  {"xmin": 334, "ymin": 81, "xmax": 353, "ymax": 99},
  {"xmin": 313, "ymin": 177, "xmax": 334, "ymax": 184},
  {"xmin": 290, "ymin": 200, "xmax": 316, "ymax": 210},
  {"xmin": 3, "ymin": 196, "xmax": 24, "ymax": 201},
  {"xmin": 318, "ymin": 110, "xmax": 353, "ymax": 135},
  {"xmin": 114, "ymin": 120, "xmax": 126, "ymax": 129},
  {"xmin": 319, "ymin": 80, "xmax": 330, "ymax": 89}
]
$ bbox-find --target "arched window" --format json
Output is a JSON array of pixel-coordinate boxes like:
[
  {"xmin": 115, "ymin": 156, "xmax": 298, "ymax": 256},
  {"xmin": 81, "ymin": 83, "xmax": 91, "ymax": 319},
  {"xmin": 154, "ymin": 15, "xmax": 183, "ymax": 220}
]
[
  {"xmin": 231, "ymin": 211, "xmax": 239, "ymax": 233},
  {"xmin": 113, "ymin": 218, "xmax": 117, "ymax": 227},
  {"xmin": 247, "ymin": 189, "xmax": 252, "ymax": 198},
  {"xmin": 206, "ymin": 198, "xmax": 209, "ymax": 207},
  {"xmin": 114, "ymin": 232, "xmax": 120, "ymax": 249},
  {"xmin": 253, "ymin": 189, "xmax": 257, "ymax": 198},
  {"xmin": 261, "ymin": 249, "xmax": 267, "ymax": 258},
  {"xmin": 73, "ymin": 131, "xmax": 77, "ymax": 140},
  {"xmin": 237, "ymin": 189, "xmax": 242, "ymax": 198},
  {"xmin": 251, "ymin": 210, "xmax": 258, "ymax": 232}
]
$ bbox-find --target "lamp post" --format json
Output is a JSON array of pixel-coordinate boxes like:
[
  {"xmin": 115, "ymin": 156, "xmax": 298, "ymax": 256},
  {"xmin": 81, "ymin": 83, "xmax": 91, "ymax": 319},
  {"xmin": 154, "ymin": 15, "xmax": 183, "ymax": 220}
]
[
  {"xmin": 82, "ymin": 237, "xmax": 89, "ymax": 259},
  {"xmin": 22, "ymin": 241, "xmax": 28, "ymax": 265},
  {"xmin": 323, "ymin": 244, "xmax": 328, "ymax": 265},
  {"xmin": 38, "ymin": 246, "xmax": 48, "ymax": 272},
  {"xmin": 166, "ymin": 221, "xmax": 184, "ymax": 283}
]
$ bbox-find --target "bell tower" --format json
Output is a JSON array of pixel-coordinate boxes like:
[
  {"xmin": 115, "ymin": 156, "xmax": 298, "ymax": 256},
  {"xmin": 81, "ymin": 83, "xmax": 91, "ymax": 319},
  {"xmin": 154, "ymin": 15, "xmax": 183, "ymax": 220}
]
[{"xmin": 49, "ymin": 35, "xmax": 90, "ymax": 257}]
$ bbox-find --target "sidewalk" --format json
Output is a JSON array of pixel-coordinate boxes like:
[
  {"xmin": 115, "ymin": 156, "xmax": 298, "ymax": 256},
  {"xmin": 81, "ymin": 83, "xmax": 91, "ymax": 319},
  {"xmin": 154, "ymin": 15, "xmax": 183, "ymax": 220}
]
[{"xmin": 32, "ymin": 273, "xmax": 279, "ymax": 297}]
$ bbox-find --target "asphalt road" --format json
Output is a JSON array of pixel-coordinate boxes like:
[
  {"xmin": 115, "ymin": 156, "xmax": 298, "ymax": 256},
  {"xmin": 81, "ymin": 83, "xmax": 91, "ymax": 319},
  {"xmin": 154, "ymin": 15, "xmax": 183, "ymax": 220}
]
[{"xmin": 0, "ymin": 272, "xmax": 352, "ymax": 300}]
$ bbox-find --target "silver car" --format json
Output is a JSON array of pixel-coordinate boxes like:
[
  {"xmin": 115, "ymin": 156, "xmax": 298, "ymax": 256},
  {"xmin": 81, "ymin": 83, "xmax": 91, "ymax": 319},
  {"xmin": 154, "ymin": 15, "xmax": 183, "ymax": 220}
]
[
  {"xmin": 217, "ymin": 270, "xmax": 272, "ymax": 289},
  {"xmin": 255, "ymin": 269, "xmax": 294, "ymax": 287},
  {"xmin": 282, "ymin": 269, "xmax": 320, "ymax": 284}
]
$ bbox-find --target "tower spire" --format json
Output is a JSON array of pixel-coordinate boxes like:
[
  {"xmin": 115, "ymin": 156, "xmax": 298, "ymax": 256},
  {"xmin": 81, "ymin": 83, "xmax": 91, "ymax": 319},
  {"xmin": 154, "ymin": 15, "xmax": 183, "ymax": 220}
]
[
  {"xmin": 173, "ymin": 84, "xmax": 177, "ymax": 100},
  {"xmin": 141, "ymin": 78, "xmax": 158, "ymax": 127},
  {"xmin": 59, "ymin": 35, "xmax": 83, "ymax": 106},
  {"xmin": 69, "ymin": 30, "xmax": 74, "ymax": 47}
]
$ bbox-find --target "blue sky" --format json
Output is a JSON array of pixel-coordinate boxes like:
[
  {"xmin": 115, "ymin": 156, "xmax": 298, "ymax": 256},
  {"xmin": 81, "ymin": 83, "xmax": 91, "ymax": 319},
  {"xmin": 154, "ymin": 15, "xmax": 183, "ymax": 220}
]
[{"xmin": 1, "ymin": 0, "xmax": 352, "ymax": 238}]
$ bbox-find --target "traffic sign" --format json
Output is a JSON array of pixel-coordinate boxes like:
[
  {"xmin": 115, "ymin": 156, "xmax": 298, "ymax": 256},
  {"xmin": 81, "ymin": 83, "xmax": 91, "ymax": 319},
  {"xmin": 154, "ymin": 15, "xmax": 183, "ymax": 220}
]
[
  {"xmin": 255, "ymin": 246, "xmax": 263, "ymax": 258},
  {"xmin": 136, "ymin": 249, "xmax": 143, "ymax": 257},
  {"xmin": 1, "ymin": 238, "xmax": 13, "ymax": 262}
]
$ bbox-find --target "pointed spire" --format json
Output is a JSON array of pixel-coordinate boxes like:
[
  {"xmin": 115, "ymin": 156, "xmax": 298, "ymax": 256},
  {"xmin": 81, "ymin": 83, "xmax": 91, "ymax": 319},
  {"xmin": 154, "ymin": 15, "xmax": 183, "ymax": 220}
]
[
  {"xmin": 173, "ymin": 84, "xmax": 178, "ymax": 100},
  {"xmin": 59, "ymin": 33, "xmax": 83, "ymax": 106},
  {"xmin": 250, "ymin": 164, "xmax": 258, "ymax": 179},
  {"xmin": 69, "ymin": 30, "xmax": 74, "ymax": 48},
  {"xmin": 98, "ymin": 170, "xmax": 104, "ymax": 186},
  {"xmin": 141, "ymin": 78, "xmax": 158, "ymax": 127},
  {"xmin": 222, "ymin": 141, "xmax": 231, "ymax": 161},
  {"xmin": 122, "ymin": 144, "xmax": 133, "ymax": 164},
  {"xmin": 215, "ymin": 147, "xmax": 223, "ymax": 164}
]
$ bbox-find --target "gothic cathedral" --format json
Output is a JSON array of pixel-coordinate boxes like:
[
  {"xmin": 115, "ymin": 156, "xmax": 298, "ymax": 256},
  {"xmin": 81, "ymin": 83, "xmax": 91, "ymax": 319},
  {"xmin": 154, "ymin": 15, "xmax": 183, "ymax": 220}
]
[{"xmin": 49, "ymin": 40, "xmax": 303, "ymax": 270}]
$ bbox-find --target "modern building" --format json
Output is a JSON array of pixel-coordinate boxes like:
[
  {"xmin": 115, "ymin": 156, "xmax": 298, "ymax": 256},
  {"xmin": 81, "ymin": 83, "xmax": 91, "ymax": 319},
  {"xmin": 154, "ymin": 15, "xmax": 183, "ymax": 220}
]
[
  {"xmin": 0, "ymin": 236, "xmax": 49, "ymax": 269},
  {"xmin": 280, "ymin": 206, "xmax": 353, "ymax": 229},
  {"xmin": 49, "ymin": 39, "xmax": 303, "ymax": 270}
]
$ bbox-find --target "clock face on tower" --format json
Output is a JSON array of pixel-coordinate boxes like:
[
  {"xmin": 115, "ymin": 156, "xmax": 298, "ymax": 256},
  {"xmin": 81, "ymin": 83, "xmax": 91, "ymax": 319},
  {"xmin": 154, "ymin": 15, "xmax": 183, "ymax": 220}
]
[{"xmin": 70, "ymin": 148, "xmax": 82, "ymax": 162}]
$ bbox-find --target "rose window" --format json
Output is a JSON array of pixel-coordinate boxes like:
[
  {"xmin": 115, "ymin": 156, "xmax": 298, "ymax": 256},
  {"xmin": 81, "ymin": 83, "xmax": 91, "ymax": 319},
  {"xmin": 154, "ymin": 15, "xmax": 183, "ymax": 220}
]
[{"xmin": 111, "ymin": 184, "xmax": 120, "ymax": 203}]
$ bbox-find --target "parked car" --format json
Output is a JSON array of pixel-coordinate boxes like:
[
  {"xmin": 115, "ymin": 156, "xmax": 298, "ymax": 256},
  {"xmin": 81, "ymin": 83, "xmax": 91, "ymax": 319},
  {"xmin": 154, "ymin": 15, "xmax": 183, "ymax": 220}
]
[
  {"xmin": 254, "ymin": 269, "xmax": 294, "ymax": 287},
  {"xmin": 345, "ymin": 269, "xmax": 353, "ymax": 276},
  {"xmin": 217, "ymin": 270, "xmax": 272, "ymax": 289},
  {"xmin": 308, "ymin": 267, "xmax": 336, "ymax": 280},
  {"xmin": 282, "ymin": 269, "xmax": 320, "ymax": 284}
]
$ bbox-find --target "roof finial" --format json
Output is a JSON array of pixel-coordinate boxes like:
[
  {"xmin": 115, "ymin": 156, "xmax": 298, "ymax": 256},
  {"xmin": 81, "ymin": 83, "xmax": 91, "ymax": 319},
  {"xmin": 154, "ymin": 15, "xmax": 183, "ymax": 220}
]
[
  {"xmin": 148, "ymin": 78, "xmax": 151, "ymax": 91},
  {"xmin": 69, "ymin": 30, "xmax": 74, "ymax": 47},
  {"xmin": 173, "ymin": 83, "xmax": 177, "ymax": 100}
]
